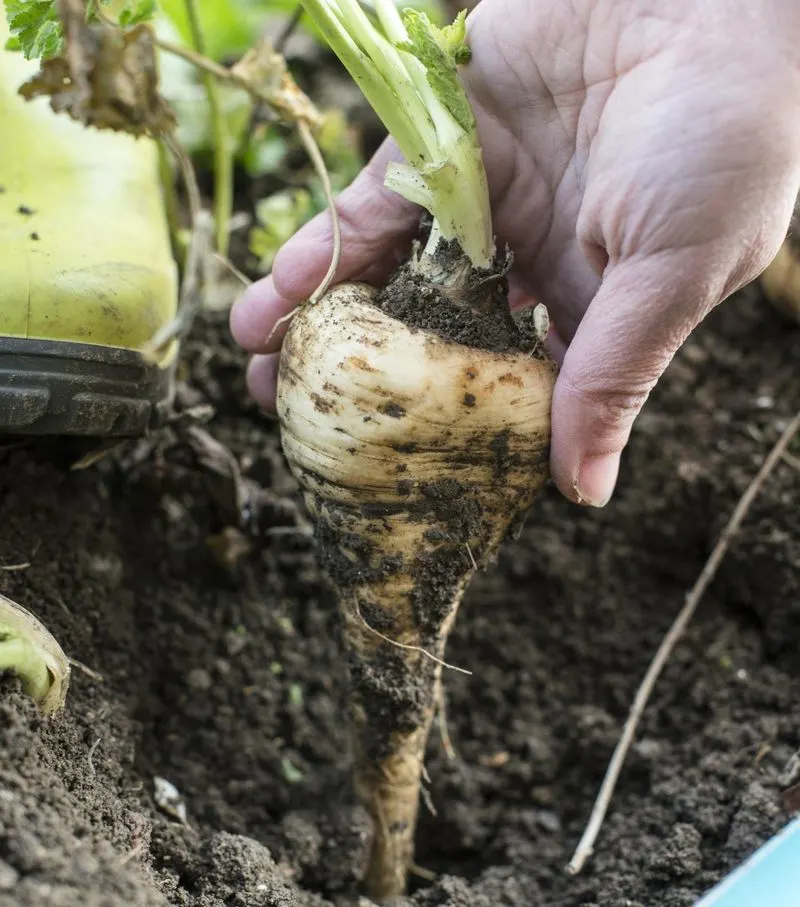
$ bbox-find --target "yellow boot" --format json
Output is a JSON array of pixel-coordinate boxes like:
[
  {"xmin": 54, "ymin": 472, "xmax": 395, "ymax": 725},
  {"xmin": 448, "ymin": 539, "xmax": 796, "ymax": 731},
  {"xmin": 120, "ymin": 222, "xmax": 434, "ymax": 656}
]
[{"xmin": 0, "ymin": 6, "xmax": 179, "ymax": 436}]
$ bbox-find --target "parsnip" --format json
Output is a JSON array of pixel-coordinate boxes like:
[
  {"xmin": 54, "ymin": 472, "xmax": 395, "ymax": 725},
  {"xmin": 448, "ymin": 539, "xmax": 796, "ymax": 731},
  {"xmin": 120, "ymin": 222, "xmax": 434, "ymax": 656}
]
[
  {"xmin": 278, "ymin": 281, "xmax": 555, "ymax": 899},
  {"xmin": 761, "ymin": 233, "xmax": 800, "ymax": 322},
  {"xmin": 275, "ymin": 1, "xmax": 559, "ymax": 900}
]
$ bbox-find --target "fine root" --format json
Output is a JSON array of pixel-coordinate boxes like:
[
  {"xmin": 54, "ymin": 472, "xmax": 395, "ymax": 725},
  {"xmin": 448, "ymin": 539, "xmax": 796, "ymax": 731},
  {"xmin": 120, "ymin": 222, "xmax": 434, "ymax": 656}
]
[{"xmin": 354, "ymin": 600, "xmax": 472, "ymax": 676}]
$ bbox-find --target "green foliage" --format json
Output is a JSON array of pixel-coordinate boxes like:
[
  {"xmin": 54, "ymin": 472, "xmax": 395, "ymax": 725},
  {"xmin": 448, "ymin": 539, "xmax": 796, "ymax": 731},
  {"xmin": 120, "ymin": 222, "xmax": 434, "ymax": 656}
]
[
  {"xmin": 4, "ymin": 0, "xmax": 159, "ymax": 60},
  {"xmin": 114, "ymin": 0, "xmax": 158, "ymax": 26},
  {"xmin": 248, "ymin": 108, "xmax": 363, "ymax": 273},
  {"xmin": 4, "ymin": 0, "xmax": 62, "ymax": 58},
  {"xmin": 299, "ymin": 0, "xmax": 493, "ymax": 265},
  {"xmin": 399, "ymin": 8, "xmax": 473, "ymax": 133},
  {"xmin": 250, "ymin": 188, "xmax": 313, "ymax": 272},
  {"xmin": 157, "ymin": 0, "xmax": 285, "ymax": 62}
]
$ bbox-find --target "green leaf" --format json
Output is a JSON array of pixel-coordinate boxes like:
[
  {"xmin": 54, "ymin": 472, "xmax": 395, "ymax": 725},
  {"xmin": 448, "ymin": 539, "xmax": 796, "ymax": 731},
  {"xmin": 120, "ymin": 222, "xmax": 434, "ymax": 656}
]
[
  {"xmin": 250, "ymin": 189, "xmax": 315, "ymax": 273},
  {"xmin": 115, "ymin": 0, "xmax": 158, "ymax": 27},
  {"xmin": 399, "ymin": 8, "xmax": 474, "ymax": 134},
  {"xmin": 4, "ymin": 0, "xmax": 160, "ymax": 61},
  {"xmin": 4, "ymin": 0, "xmax": 63, "ymax": 59}
]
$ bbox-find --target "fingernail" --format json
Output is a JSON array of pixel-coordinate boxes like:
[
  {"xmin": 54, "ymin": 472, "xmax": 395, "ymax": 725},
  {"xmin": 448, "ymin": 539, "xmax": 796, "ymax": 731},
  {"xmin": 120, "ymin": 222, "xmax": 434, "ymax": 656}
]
[{"xmin": 575, "ymin": 453, "xmax": 620, "ymax": 508}]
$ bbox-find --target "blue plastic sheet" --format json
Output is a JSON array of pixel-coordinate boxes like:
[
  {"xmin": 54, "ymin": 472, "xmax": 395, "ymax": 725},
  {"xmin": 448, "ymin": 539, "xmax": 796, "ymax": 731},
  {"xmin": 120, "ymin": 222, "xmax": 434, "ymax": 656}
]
[{"xmin": 694, "ymin": 817, "xmax": 800, "ymax": 906}]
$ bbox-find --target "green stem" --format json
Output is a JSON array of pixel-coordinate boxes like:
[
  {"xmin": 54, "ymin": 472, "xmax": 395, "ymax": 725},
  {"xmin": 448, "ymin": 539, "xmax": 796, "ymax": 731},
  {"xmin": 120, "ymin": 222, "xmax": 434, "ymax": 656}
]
[
  {"xmin": 183, "ymin": 0, "xmax": 233, "ymax": 256},
  {"xmin": 0, "ymin": 636, "xmax": 51, "ymax": 703}
]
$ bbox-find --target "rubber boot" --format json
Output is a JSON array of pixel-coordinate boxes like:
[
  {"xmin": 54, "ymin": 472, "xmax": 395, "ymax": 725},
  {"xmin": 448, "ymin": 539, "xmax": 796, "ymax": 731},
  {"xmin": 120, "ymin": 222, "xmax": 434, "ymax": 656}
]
[{"xmin": 0, "ymin": 6, "xmax": 179, "ymax": 436}]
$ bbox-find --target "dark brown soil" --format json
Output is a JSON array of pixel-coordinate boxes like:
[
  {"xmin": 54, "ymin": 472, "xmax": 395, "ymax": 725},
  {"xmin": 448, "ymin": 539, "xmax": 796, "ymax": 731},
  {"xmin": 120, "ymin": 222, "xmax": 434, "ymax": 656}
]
[
  {"xmin": 375, "ymin": 241, "xmax": 524, "ymax": 353},
  {"xmin": 1, "ymin": 281, "xmax": 799, "ymax": 907}
]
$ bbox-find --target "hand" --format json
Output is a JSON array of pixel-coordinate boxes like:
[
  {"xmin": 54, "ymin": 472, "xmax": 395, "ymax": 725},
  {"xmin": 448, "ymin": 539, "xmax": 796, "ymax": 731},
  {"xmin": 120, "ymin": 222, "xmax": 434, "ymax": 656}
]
[{"xmin": 230, "ymin": 0, "xmax": 800, "ymax": 506}]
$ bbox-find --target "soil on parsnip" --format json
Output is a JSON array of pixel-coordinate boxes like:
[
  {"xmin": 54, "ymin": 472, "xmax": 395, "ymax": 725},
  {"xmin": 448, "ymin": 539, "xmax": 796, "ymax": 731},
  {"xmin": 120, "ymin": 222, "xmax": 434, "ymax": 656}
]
[
  {"xmin": 0, "ymin": 281, "xmax": 799, "ymax": 907},
  {"xmin": 374, "ymin": 241, "xmax": 526, "ymax": 354}
]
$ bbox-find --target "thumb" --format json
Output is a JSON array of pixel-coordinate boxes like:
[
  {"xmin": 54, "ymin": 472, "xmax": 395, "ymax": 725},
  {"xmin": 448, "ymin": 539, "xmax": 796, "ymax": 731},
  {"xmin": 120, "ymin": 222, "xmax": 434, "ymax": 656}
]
[{"xmin": 549, "ymin": 249, "xmax": 731, "ymax": 507}]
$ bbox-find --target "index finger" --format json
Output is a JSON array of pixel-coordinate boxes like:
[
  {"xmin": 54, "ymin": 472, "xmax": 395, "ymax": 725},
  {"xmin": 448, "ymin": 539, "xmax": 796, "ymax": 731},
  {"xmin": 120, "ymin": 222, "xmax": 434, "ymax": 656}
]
[{"xmin": 230, "ymin": 138, "xmax": 419, "ymax": 355}]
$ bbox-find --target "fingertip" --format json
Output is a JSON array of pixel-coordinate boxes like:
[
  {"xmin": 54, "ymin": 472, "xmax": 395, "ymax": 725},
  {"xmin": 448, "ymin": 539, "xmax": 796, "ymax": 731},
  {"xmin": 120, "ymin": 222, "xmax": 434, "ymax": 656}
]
[
  {"xmin": 246, "ymin": 353, "xmax": 281, "ymax": 413},
  {"xmin": 549, "ymin": 368, "xmax": 630, "ymax": 508}
]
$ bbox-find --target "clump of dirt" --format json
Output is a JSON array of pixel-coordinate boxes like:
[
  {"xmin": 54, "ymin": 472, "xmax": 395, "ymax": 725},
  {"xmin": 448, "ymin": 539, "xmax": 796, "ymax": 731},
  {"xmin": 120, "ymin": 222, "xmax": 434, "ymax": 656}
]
[
  {"xmin": 375, "ymin": 241, "xmax": 523, "ymax": 353},
  {"xmin": 0, "ymin": 281, "xmax": 798, "ymax": 907}
]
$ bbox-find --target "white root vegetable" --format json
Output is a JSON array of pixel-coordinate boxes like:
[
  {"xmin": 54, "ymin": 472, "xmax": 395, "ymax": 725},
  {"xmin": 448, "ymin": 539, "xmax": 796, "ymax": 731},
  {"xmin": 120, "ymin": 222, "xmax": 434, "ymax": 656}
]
[
  {"xmin": 760, "ymin": 234, "xmax": 800, "ymax": 322},
  {"xmin": 271, "ymin": 0, "xmax": 559, "ymax": 897},
  {"xmin": 277, "ymin": 283, "xmax": 556, "ymax": 900}
]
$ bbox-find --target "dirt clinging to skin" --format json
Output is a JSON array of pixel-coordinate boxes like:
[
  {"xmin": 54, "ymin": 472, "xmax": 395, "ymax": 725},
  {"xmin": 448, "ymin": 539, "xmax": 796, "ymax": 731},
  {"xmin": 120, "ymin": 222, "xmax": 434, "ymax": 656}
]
[
  {"xmin": 0, "ymin": 283, "xmax": 798, "ymax": 907},
  {"xmin": 374, "ymin": 241, "xmax": 525, "ymax": 353}
]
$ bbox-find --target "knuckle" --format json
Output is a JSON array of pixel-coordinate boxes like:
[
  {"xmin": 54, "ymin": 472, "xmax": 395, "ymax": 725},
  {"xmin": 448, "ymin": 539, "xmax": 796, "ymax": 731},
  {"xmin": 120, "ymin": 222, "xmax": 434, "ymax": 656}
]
[{"xmin": 560, "ymin": 372, "xmax": 653, "ymax": 431}]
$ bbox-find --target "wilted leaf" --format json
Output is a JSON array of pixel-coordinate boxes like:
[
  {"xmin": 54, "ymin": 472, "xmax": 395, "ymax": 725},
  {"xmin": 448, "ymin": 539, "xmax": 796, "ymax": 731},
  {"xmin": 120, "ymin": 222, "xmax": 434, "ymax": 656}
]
[
  {"xmin": 230, "ymin": 35, "xmax": 321, "ymax": 128},
  {"xmin": 18, "ymin": 0, "xmax": 175, "ymax": 137}
]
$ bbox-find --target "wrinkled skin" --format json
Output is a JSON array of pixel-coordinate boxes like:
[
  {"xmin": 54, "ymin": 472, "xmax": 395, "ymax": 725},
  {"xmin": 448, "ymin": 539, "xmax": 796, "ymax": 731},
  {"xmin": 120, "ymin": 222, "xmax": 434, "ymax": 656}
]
[{"xmin": 231, "ymin": 0, "xmax": 800, "ymax": 507}]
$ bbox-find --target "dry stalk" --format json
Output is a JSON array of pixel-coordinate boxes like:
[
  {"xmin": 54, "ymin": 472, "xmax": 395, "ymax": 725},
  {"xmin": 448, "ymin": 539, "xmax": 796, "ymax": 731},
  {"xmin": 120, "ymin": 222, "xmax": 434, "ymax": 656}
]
[{"xmin": 566, "ymin": 410, "xmax": 800, "ymax": 875}]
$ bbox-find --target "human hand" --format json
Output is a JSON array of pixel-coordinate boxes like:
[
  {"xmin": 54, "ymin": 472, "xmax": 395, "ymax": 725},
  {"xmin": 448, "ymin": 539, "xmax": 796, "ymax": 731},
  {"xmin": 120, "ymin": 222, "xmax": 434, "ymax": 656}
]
[{"xmin": 230, "ymin": 0, "xmax": 800, "ymax": 506}]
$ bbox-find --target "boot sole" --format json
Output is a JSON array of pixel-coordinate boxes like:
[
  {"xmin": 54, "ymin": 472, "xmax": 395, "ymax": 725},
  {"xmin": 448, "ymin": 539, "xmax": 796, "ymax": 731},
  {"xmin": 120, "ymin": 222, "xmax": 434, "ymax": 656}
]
[{"xmin": 0, "ymin": 338, "xmax": 175, "ymax": 437}]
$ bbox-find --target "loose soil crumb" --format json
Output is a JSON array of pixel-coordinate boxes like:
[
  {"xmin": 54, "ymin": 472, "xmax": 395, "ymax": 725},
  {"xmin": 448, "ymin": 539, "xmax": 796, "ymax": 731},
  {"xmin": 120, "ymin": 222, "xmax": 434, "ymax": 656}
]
[{"xmin": 0, "ymin": 282, "xmax": 798, "ymax": 907}]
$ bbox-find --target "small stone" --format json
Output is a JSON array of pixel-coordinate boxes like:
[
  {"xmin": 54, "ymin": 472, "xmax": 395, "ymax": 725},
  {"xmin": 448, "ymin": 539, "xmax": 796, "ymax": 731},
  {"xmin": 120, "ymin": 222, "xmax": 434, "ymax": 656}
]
[
  {"xmin": 154, "ymin": 777, "xmax": 188, "ymax": 824},
  {"xmin": 530, "ymin": 785, "xmax": 554, "ymax": 807},
  {"xmin": 533, "ymin": 809, "xmax": 561, "ymax": 834},
  {"xmin": 187, "ymin": 668, "xmax": 212, "ymax": 692},
  {"xmin": 85, "ymin": 553, "xmax": 123, "ymax": 588},
  {"xmin": 224, "ymin": 628, "xmax": 248, "ymax": 656},
  {"xmin": 0, "ymin": 859, "xmax": 19, "ymax": 890},
  {"xmin": 634, "ymin": 738, "xmax": 663, "ymax": 761}
]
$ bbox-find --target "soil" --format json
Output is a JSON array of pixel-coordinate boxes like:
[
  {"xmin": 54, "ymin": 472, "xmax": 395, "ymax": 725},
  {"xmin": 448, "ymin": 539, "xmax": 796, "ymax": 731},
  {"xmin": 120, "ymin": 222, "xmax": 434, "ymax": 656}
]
[
  {"xmin": 1, "ymin": 280, "xmax": 799, "ymax": 907},
  {"xmin": 375, "ymin": 241, "xmax": 525, "ymax": 354}
]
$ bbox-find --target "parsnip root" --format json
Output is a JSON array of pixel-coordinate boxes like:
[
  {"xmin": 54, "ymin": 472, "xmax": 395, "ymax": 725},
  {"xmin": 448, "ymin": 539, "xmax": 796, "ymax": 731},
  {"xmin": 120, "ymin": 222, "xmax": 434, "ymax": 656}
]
[
  {"xmin": 276, "ymin": 281, "xmax": 556, "ymax": 900},
  {"xmin": 760, "ymin": 232, "xmax": 800, "ymax": 322}
]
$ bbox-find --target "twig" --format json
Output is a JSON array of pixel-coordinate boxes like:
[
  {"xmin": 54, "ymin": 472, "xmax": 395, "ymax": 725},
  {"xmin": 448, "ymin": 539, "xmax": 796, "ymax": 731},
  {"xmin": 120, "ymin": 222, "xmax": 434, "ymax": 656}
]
[
  {"xmin": 156, "ymin": 38, "xmax": 231, "ymax": 81},
  {"xmin": 782, "ymin": 451, "xmax": 800, "ymax": 472},
  {"xmin": 465, "ymin": 542, "xmax": 477, "ymax": 571},
  {"xmin": 87, "ymin": 737, "xmax": 102, "ymax": 777},
  {"xmin": 436, "ymin": 685, "xmax": 458, "ymax": 761},
  {"xmin": 276, "ymin": 6, "xmax": 305, "ymax": 51},
  {"xmin": 0, "ymin": 563, "xmax": 30, "ymax": 572},
  {"xmin": 154, "ymin": 36, "xmax": 340, "ymax": 316},
  {"xmin": 68, "ymin": 658, "xmax": 104, "ymax": 682},
  {"xmin": 143, "ymin": 134, "xmax": 212, "ymax": 357},
  {"xmin": 297, "ymin": 119, "xmax": 342, "ymax": 304},
  {"xmin": 183, "ymin": 0, "xmax": 233, "ymax": 256},
  {"xmin": 566, "ymin": 411, "xmax": 800, "ymax": 876},
  {"xmin": 213, "ymin": 252, "xmax": 252, "ymax": 288},
  {"xmin": 409, "ymin": 862, "xmax": 437, "ymax": 882}
]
